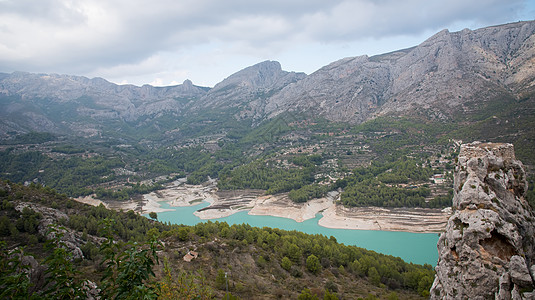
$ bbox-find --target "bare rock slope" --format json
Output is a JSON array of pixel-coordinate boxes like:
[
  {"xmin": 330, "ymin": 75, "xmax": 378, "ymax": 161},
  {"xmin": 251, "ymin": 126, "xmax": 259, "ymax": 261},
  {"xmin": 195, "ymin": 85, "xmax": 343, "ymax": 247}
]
[
  {"xmin": 430, "ymin": 142, "xmax": 535, "ymax": 299},
  {"xmin": 264, "ymin": 21, "xmax": 535, "ymax": 123},
  {"xmin": 0, "ymin": 73, "xmax": 208, "ymax": 135}
]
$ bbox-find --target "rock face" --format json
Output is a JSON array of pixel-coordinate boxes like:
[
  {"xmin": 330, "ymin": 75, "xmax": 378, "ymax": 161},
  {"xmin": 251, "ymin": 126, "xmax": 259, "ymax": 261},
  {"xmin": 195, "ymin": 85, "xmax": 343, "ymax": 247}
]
[
  {"xmin": 430, "ymin": 142, "xmax": 535, "ymax": 299},
  {"xmin": 0, "ymin": 73, "xmax": 208, "ymax": 136},
  {"xmin": 191, "ymin": 60, "xmax": 306, "ymax": 120},
  {"xmin": 15, "ymin": 202, "xmax": 86, "ymax": 260},
  {"xmin": 264, "ymin": 21, "xmax": 535, "ymax": 123}
]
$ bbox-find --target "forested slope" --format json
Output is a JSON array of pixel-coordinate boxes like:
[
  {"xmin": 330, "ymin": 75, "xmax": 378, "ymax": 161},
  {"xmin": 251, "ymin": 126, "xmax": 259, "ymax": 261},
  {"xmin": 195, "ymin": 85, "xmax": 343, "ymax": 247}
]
[{"xmin": 0, "ymin": 180, "xmax": 434, "ymax": 299}]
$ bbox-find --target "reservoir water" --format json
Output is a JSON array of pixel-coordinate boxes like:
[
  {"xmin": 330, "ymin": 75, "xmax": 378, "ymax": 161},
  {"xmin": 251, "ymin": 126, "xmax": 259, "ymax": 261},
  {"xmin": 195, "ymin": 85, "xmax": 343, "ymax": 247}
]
[{"xmin": 153, "ymin": 201, "xmax": 439, "ymax": 266}]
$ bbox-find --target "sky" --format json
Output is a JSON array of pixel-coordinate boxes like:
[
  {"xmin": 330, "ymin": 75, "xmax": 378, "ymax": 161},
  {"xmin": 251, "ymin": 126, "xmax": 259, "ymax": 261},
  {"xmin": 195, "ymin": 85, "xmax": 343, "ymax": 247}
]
[{"xmin": 0, "ymin": 1, "xmax": 534, "ymax": 88}]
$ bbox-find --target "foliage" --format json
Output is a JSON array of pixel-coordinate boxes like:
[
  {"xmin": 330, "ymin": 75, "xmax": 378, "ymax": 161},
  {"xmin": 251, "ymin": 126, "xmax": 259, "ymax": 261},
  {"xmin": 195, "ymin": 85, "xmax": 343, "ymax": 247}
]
[
  {"xmin": 298, "ymin": 288, "xmax": 319, "ymax": 300},
  {"xmin": 215, "ymin": 269, "xmax": 228, "ymax": 290},
  {"xmin": 323, "ymin": 289, "xmax": 339, "ymax": 300},
  {"xmin": 159, "ymin": 259, "xmax": 213, "ymax": 300},
  {"xmin": 218, "ymin": 158, "xmax": 316, "ymax": 194},
  {"xmin": 289, "ymin": 184, "xmax": 328, "ymax": 203},
  {"xmin": 337, "ymin": 158, "xmax": 450, "ymax": 208},
  {"xmin": 281, "ymin": 256, "xmax": 292, "ymax": 271},
  {"xmin": 51, "ymin": 145, "xmax": 85, "ymax": 154},
  {"xmin": 0, "ymin": 242, "xmax": 38, "ymax": 299},
  {"xmin": 0, "ymin": 132, "xmax": 56, "ymax": 145},
  {"xmin": 98, "ymin": 218, "xmax": 162, "ymax": 299},
  {"xmin": 351, "ymin": 116, "xmax": 452, "ymax": 155},
  {"xmin": 172, "ymin": 220, "xmax": 436, "ymax": 294},
  {"xmin": 306, "ymin": 254, "xmax": 321, "ymax": 274},
  {"xmin": 0, "ymin": 149, "xmax": 122, "ymax": 197},
  {"xmin": 42, "ymin": 225, "xmax": 88, "ymax": 299},
  {"xmin": 0, "ymin": 179, "xmax": 436, "ymax": 298}
]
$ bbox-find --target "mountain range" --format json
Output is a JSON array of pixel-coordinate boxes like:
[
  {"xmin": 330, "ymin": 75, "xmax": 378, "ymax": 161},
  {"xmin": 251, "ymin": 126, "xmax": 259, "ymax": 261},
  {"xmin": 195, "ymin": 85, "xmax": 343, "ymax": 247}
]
[{"xmin": 1, "ymin": 20, "xmax": 534, "ymax": 146}]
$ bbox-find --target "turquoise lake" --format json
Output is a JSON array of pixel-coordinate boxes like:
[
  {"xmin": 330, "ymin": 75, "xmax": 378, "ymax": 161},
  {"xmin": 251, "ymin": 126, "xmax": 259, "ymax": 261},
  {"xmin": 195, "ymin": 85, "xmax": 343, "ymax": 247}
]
[{"xmin": 152, "ymin": 201, "xmax": 439, "ymax": 266}]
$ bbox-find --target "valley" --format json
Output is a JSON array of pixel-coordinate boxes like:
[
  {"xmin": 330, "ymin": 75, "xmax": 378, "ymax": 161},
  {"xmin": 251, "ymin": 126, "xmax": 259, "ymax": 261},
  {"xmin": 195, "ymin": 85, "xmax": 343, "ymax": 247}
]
[{"xmin": 1, "ymin": 20, "xmax": 535, "ymax": 299}]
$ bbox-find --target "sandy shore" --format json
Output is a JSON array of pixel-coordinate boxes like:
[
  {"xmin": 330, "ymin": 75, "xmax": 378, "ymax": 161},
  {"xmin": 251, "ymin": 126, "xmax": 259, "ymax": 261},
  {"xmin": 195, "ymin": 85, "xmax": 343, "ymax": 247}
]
[
  {"xmin": 319, "ymin": 205, "xmax": 451, "ymax": 233},
  {"xmin": 74, "ymin": 180, "xmax": 450, "ymax": 233},
  {"xmin": 75, "ymin": 195, "xmax": 107, "ymax": 207},
  {"xmin": 139, "ymin": 179, "xmax": 217, "ymax": 213},
  {"xmin": 193, "ymin": 189, "xmax": 263, "ymax": 219},
  {"xmin": 189, "ymin": 187, "xmax": 449, "ymax": 233},
  {"xmin": 248, "ymin": 192, "xmax": 336, "ymax": 222}
]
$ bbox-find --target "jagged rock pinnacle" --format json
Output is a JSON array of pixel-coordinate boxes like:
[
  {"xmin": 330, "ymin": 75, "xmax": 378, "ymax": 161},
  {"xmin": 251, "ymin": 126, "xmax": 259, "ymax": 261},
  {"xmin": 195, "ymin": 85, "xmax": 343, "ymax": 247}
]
[{"xmin": 430, "ymin": 142, "xmax": 535, "ymax": 299}]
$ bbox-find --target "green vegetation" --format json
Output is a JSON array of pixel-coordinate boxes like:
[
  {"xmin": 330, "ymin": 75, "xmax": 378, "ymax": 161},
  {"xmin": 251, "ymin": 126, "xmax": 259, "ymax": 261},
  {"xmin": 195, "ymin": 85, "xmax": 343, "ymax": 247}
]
[
  {"xmin": 0, "ymin": 149, "xmax": 122, "ymax": 196},
  {"xmin": 351, "ymin": 116, "xmax": 452, "ymax": 156},
  {"xmin": 337, "ymin": 158, "xmax": 450, "ymax": 208},
  {"xmin": 0, "ymin": 180, "xmax": 433, "ymax": 299},
  {"xmin": 8, "ymin": 99, "xmax": 533, "ymax": 214},
  {"xmin": 0, "ymin": 132, "xmax": 56, "ymax": 145},
  {"xmin": 289, "ymin": 184, "xmax": 329, "ymax": 203},
  {"xmin": 218, "ymin": 156, "xmax": 318, "ymax": 194}
]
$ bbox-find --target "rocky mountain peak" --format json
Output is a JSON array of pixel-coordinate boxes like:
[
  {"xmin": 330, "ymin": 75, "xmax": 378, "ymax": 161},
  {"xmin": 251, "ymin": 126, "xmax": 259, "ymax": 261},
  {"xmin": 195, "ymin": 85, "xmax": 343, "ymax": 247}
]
[
  {"xmin": 191, "ymin": 60, "xmax": 306, "ymax": 111},
  {"xmin": 263, "ymin": 20, "xmax": 535, "ymax": 123},
  {"xmin": 211, "ymin": 60, "xmax": 283, "ymax": 90},
  {"xmin": 183, "ymin": 79, "xmax": 193, "ymax": 87},
  {"xmin": 430, "ymin": 142, "xmax": 535, "ymax": 299}
]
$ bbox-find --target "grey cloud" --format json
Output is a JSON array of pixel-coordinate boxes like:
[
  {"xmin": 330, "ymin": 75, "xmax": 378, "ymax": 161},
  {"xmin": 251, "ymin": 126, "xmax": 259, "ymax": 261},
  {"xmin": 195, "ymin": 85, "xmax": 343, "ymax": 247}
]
[
  {"xmin": 0, "ymin": 0, "xmax": 88, "ymax": 25},
  {"xmin": 299, "ymin": 0, "xmax": 526, "ymax": 41},
  {"xmin": 0, "ymin": 0, "xmax": 530, "ymax": 78}
]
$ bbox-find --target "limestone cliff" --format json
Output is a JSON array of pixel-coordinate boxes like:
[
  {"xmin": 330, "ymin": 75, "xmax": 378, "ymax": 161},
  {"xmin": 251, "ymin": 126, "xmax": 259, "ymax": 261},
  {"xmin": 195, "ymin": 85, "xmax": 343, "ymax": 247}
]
[
  {"xmin": 430, "ymin": 142, "xmax": 535, "ymax": 299},
  {"xmin": 264, "ymin": 21, "xmax": 535, "ymax": 123}
]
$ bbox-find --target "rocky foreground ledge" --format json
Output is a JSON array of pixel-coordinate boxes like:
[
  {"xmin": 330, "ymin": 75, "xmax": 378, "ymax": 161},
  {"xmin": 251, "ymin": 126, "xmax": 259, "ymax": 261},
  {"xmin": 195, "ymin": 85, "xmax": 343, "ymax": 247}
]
[{"xmin": 430, "ymin": 142, "xmax": 535, "ymax": 299}]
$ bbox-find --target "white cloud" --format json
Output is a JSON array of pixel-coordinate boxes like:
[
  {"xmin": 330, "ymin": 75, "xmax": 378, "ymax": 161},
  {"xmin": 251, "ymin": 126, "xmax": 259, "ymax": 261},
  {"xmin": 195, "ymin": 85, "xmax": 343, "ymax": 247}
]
[{"xmin": 0, "ymin": 0, "xmax": 531, "ymax": 86}]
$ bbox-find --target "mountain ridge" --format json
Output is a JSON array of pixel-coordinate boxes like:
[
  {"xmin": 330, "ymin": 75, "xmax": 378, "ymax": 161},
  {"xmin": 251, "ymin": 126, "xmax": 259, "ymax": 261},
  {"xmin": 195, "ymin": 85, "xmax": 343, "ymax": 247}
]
[
  {"xmin": 0, "ymin": 20, "xmax": 534, "ymax": 138},
  {"xmin": 263, "ymin": 20, "xmax": 535, "ymax": 123}
]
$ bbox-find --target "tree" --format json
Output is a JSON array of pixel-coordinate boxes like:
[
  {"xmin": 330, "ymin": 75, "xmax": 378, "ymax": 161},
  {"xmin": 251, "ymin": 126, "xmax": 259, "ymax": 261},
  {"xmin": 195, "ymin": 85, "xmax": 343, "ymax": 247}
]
[
  {"xmin": 281, "ymin": 256, "xmax": 292, "ymax": 271},
  {"xmin": 298, "ymin": 288, "xmax": 319, "ymax": 300},
  {"xmin": 323, "ymin": 289, "xmax": 339, "ymax": 300},
  {"xmin": 368, "ymin": 266, "xmax": 381, "ymax": 286},
  {"xmin": 43, "ymin": 225, "xmax": 88, "ymax": 299},
  {"xmin": 148, "ymin": 212, "xmax": 158, "ymax": 220},
  {"xmin": 0, "ymin": 242, "xmax": 36, "ymax": 299},
  {"xmin": 99, "ymin": 219, "xmax": 161, "ymax": 299},
  {"xmin": 284, "ymin": 243, "xmax": 302, "ymax": 262},
  {"xmin": 306, "ymin": 254, "xmax": 321, "ymax": 274},
  {"xmin": 0, "ymin": 216, "xmax": 12, "ymax": 236},
  {"xmin": 158, "ymin": 260, "xmax": 213, "ymax": 300},
  {"xmin": 215, "ymin": 269, "xmax": 227, "ymax": 290}
]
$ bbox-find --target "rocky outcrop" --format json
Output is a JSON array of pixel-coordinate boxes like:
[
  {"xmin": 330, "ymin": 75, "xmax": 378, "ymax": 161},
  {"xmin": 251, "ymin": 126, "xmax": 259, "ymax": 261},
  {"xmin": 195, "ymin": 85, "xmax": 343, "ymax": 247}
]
[
  {"xmin": 430, "ymin": 142, "xmax": 535, "ymax": 299},
  {"xmin": 15, "ymin": 202, "xmax": 86, "ymax": 260}
]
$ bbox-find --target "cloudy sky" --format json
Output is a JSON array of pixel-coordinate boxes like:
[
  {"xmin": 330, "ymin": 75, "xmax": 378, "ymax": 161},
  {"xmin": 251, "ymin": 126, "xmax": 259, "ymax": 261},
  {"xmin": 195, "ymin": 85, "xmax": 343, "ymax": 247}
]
[{"xmin": 1, "ymin": 0, "xmax": 534, "ymax": 87}]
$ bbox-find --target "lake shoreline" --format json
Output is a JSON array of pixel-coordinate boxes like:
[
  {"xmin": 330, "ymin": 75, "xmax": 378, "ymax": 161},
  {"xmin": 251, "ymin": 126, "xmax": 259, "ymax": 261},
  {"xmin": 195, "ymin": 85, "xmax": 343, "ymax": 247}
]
[
  {"xmin": 96, "ymin": 181, "xmax": 450, "ymax": 234},
  {"xmin": 74, "ymin": 181, "xmax": 450, "ymax": 233},
  {"xmin": 73, "ymin": 181, "xmax": 444, "ymax": 265}
]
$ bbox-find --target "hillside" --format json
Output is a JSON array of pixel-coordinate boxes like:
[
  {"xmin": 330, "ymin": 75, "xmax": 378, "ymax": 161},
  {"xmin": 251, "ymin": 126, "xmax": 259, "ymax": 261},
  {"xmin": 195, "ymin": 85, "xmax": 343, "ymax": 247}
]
[
  {"xmin": 0, "ymin": 180, "xmax": 433, "ymax": 299},
  {"xmin": 0, "ymin": 20, "xmax": 534, "ymax": 218}
]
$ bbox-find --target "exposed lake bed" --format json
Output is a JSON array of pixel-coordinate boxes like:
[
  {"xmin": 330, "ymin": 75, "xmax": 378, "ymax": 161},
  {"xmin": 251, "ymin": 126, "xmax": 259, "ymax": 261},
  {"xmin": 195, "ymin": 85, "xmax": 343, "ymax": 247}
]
[
  {"xmin": 137, "ymin": 180, "xmax": 450, "ymax": 233},
  {"xmin": 76, "ymin": 179, "xmax": 449, "ymax": 265}
]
